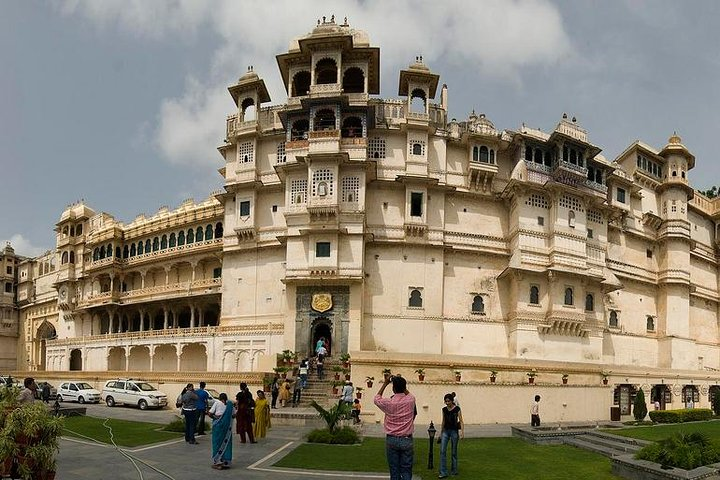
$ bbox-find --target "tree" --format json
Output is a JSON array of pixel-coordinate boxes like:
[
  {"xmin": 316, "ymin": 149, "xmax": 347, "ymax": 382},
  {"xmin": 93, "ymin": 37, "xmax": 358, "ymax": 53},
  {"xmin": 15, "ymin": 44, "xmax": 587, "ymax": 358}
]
[
  {"xmin": 309, "ymin": 400, "xmax": 350, "ymax": 432},
  {"xmin": 634, "ymin": 388, "xmax": 648, "ymax": 421},
  {"xmin": 712, "ymin": 391, "xmax": 720, "ymax": 416}
]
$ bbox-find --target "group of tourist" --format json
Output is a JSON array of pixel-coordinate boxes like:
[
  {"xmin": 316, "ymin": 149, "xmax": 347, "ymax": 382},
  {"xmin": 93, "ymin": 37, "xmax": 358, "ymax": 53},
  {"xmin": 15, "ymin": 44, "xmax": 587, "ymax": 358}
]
[{"xmin": 177, "ymin": 381, "xmax": 272, "ymax": 470}]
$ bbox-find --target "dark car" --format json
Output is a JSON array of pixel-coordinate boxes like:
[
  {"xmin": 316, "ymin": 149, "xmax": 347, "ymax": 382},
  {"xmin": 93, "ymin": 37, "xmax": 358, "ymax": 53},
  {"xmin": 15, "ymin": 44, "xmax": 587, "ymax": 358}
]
[{"xmin": 35, "ymin": 381, "xmax": 58, "ymax": 401}]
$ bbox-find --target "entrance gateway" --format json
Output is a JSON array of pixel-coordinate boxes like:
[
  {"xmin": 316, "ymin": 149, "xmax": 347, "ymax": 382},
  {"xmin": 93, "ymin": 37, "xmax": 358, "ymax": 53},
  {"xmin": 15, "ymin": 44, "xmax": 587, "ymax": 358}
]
[{"xmin": 295, "ymin": 286, "xmax": 350, "ymax": 358}]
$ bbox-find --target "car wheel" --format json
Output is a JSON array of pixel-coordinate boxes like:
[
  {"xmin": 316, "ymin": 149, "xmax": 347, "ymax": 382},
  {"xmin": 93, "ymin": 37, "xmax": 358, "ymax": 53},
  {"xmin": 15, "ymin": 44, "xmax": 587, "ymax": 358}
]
[
  {"xmin": 56, "ymin": 395, "xmax": 63, "ymax": 402},
  {"xmin": 138, "ymin": 400, "xmax": 148, "ymax": 410},
  {"xmin": 106, "ymin": 396, "xmax": 115, "ymax": 407},
  {"xmin": 78, "ymin": 396, "xmax": 85, "ymax": 404}
]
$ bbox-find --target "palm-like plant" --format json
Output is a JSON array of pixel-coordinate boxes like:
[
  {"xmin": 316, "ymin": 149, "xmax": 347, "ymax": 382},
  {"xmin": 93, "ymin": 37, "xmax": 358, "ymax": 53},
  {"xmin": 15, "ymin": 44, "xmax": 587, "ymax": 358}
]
[
  {"xmin": 309, "ymin": 400, "xmax": 351, "ymax": 432},
  {"xmin": 636, "ymin": 432, "xmax": 720, "ymax": 470}
]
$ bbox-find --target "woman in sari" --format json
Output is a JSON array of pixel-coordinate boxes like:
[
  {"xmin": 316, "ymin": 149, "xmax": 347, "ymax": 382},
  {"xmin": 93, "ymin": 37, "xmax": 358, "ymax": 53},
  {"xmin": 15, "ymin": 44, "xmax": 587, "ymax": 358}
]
[
  {"xmin": 253, "ymin": 390, "xmax": 271, "ymax": 439},
  {"xmin": 209, "ymin": 392, "xmax": 234, "ymax": 470}
]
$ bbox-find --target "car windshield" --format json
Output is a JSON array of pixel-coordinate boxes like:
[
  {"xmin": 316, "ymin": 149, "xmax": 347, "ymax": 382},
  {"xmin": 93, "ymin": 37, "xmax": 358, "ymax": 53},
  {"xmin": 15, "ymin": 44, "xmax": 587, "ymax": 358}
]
[
  {"xmin": 135, "ymin": 383, "xmax": 156, "ymax": 391},
  {"xmin": 77, "ymin": 383, "xmax": 93, "ymax": 390}
]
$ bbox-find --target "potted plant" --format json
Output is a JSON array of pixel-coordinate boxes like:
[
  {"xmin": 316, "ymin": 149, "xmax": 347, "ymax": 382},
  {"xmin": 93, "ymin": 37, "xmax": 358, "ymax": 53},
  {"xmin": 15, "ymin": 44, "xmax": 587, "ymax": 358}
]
[
  {"xmin": 601, "ymin": 371, "xmax": 610, "ymax": 385},
  {"xmin": 454, "ymin": 370, "xmax": 462, "ymax": 382},
  {"xmin": 355, "ymin": 387, "xmax": 363, "ymax": 399},
  {"xmin": 1, "ymin": 401, "xmax": 63, "ymax": 480},
  {"xmin": 382, "ymin": 368, "xmax": 392, "ymax": 382},
  {"xmin": 331, "ymin": 381, "xmax": 342, "ymax": 395},
  {"xmin": 365, "ymin": 376, "xmax": 374, "ymax": 388},
  {"xmin": 490, "ymin": 370, "xmax": 498, "ymax": 383},
  {"xmin": 339, "ymin": 353, "xmax": 351, "ymax": 368},
  {"xmin": 332, "ymin": 366, "xmax": 343, "ymax": 381},
  {"xmin": 527, "ymin": 369, "xmax": 537, "ymax": 384},
  {"xmin": 562, "ymin": 374, "xmax": 569, "ymax": 385},
  {"xmin": 342, "ymin": 368, "xmax": 351, "ymax": 381},
  {"xmin": 273, "ymin": 366, "xmax": 288, "ymax": 379},
  {"xmin": 281, "ymin": 350, "xmax": 295, "ymax": 366}
]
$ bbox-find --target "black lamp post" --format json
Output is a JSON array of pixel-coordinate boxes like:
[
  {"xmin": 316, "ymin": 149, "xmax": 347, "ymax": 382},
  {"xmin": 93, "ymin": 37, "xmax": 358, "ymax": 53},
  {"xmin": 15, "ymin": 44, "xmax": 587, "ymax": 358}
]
[{"xmin": 427, "ymin": 421, "xmax": 437, "ymax": 469}]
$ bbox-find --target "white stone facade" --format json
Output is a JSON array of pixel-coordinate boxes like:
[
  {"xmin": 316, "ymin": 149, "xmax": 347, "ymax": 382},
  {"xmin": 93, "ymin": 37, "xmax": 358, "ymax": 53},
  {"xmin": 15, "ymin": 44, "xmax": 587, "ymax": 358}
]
[{"xmin": 9, "ymin": 19, "xmax": 720, "ymax": 422}]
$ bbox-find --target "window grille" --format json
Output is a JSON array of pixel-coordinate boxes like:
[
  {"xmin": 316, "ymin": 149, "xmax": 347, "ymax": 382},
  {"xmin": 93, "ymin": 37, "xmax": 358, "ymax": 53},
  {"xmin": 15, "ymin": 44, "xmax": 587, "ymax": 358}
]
[
  {"xmin": 341, "ymin": 176, "xmax": 360, "ymax": 203},
  {"xmin": 290, "ymin": 179, "xmax": 307, "ymax": 204},
  {"xmin": 276, "ymin": 142, "xmax": 286, "ymax": 163},
  {"xmin": 239, "ymin": 141, "xmax": 254, "ymax": 163},
  {"xmin": 312, "ymin": 169, "xmax": 334, "ymax": 197},
  {"xmin": 525, "ymin": 194, "xmax": 549, "ymax": 209},
  {"xmin": 559, "ymin": 194, "xmax": 584, "ymax": 212},
  {"xmin": 368, "ymin": 137, "xmax": 386, "ymax": 159},
  {"xmin": 587, "ymin": 210, "xmax": 603, "ymax": 224}
]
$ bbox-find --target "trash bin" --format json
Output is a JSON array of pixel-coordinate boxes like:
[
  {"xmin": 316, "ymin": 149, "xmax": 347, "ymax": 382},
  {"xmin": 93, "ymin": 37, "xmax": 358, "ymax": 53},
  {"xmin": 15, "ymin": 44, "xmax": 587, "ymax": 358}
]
[{"xmin": 610, "ymin": 406, "xmax": 621, "ymax": 421}]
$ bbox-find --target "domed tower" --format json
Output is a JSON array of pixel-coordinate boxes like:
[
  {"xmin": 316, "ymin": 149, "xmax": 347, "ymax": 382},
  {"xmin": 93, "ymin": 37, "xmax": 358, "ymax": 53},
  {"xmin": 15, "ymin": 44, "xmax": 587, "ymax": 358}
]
[{"xmin": 655, "ymin": 133, "xmax": 695, "ymax": 369}]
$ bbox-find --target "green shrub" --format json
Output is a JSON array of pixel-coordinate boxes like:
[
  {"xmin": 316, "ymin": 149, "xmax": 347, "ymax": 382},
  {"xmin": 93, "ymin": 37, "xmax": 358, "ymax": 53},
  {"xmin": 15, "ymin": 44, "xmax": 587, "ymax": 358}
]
[
  {"xmin": 307, "ymin": 427, "xmax": 359, "ymax": 444},
  {"xmin": 648, "ymin": 409, "xmax": 713, "ymax": 424},
  {"xmin": 636, "ymin": 432, "xmax": 720, "ymax": 470},
  {"xmin": 633, "ymin": 389, "xmax": 648, "ymax": 421}
]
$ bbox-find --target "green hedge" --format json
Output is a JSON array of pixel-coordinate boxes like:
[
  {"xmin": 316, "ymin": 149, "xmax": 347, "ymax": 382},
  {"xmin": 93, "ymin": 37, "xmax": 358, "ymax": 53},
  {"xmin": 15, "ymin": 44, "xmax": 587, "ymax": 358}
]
[
  {"xmin": 648, "ymin": 408, "xmax": 713, "ymax": 424},
  {"xmin": 307, "ymin": 427, "xmax": 360, "ymax": 444}
]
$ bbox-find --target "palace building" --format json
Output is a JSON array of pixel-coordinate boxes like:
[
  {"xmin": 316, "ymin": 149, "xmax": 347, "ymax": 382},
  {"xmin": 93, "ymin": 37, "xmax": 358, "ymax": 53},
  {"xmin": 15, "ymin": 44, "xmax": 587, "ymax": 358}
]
[{"xmin": 8, "ymin": 18, "xmax": 720, "ymax": 423}]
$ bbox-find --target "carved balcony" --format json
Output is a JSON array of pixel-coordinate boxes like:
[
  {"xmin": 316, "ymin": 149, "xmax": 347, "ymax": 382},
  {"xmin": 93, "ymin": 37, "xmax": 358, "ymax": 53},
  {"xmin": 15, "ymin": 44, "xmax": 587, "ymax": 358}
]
[
  {"xmin": 309, "ymin": 129, "xmax": 340, "ymax": 154},
  {"xmin": 309, "ymin": 83, "xmax": 342, "ymax": 99}
]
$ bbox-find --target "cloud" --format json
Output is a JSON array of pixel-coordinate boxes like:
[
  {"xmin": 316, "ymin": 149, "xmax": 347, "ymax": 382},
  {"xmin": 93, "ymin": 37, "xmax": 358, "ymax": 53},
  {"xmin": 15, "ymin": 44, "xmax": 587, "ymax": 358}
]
[
  {"xmin": 1, "ymin": 234, "xmax": 48, "ymax": 258},
  {"xmin": 58, "ymin": 0, "xmax": 574, "ymax": 167}
]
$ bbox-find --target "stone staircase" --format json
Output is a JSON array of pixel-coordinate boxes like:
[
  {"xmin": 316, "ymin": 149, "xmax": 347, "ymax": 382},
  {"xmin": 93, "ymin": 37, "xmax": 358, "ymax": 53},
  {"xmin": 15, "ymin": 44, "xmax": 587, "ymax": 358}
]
[{"xmin": 564, "ymin": 430, "xmax": 652, "ymax": 458}]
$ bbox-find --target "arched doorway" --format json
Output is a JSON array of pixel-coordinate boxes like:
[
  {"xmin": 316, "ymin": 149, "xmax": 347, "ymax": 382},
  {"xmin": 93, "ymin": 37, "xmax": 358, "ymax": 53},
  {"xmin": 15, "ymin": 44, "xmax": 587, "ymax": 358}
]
[
  {"xmin": 651, "ymin": 384, "xmax": 671, "ymax": 410},
  {"xmin": 70, "ymin": 349, "xmax": 82, "ymax": 371},
  {"xmin": 311, "ymin": 318, "xmax": 332, "ymax": 357},
  {"xmin": 36, "ymin": 321, "xmax": 57, "ymax": 371}
]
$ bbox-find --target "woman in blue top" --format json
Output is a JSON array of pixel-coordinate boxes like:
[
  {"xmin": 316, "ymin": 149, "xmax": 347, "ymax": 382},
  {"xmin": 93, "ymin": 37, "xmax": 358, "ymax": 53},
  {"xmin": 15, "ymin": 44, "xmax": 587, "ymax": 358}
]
[{"xmin": 209, "ymin": 393, "xmax": 234, "ymax": 469}]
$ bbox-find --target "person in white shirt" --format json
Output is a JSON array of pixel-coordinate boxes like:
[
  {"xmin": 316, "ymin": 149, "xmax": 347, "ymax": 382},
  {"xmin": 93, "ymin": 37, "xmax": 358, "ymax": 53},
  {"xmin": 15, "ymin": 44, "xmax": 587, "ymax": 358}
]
[{"xmin": 530, "ymin": 395, "xmax": 541, "ymax": 427}]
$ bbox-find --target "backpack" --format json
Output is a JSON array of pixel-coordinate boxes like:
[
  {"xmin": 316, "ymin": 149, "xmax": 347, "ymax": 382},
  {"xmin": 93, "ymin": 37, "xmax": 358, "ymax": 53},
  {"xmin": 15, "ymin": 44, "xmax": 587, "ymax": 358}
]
[{"xmin": 175, "ymin": 394, "xmax": 183, "ymax": 408}]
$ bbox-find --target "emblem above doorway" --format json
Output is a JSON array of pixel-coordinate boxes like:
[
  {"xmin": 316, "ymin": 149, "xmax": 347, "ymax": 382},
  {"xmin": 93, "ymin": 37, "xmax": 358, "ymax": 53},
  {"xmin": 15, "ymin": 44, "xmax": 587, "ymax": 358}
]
[{"xmin": 311, "ymin": 293, "xmax": 332, "ymax": 313}]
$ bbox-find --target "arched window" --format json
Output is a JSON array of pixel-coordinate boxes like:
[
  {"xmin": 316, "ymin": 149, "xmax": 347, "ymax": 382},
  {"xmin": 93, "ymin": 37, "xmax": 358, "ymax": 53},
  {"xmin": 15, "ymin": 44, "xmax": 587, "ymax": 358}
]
[
  {"xmin": 137, "ymin": 241, "xmax": 144, "ymax": 255},
  {"xmin": 471, "ymin": 295, "xmax": 485, "ymax": 314},
  {"xmin": 62, "ymin": 226, "xmax": 68, "ymax": 237},
  {"xmin": 412, "ymin": 143, "xmax": 422, "ymax": 156},
  {"xmin": 525, "ymin": 146, "xmax": 532, "ymax": 162},
  {"xmin": 479, "ymin": 146, "xmax": 489, "ymax": 163},
  {"xmin": 585, "ymin": 294, "xmax": 594, "ymax": 311},
  {"xmin": 144, "ymin": 239, "xmax": 151, "ymax": 253},
  {"xmin": 564, "ymin": 287, "xmax": 574, "ymax": 306},
  {"xmin": 106, "ymin": 244, "xmax": 113, "ymax": 258},
  {"xmin": 93, "ymin": 248, "xmax": 99, "ymax": 262},
  {"xmin": 472, "ymin": 146, "xmax": 479, "ymax": 162},
  {"xmin": 122, "ymin": 245, "xmax": 128, "ymax": 259},
  {"xmin": 115, "ymin": 246, "xmax": 121, "ymax": 258},
  {"xmin": 341, "ymin": 116, "xmax": 363, "ymax": 138},
  {"xmin": 609, "ymin": 310, "xmax": 618, "ymax": 327},
  {"xmin": 241, "ymin": 98, "xmax": 256, "ymax": 121},
  {"xmin": 646, "ymin": 316, "xmax": 655, "ymax": 331},
  {"xmin": 291, "ymin": 70, "xmax": 311, "ymax": 97},
  {"xmin": 410, "ymin": 88, "xmax": 426, "ymax": 113},
  {"xmin": 569, "ymin": 210, "xmax": 576, "ymax": 228},
  {"xmin": 130, "ymin": 244, "xmax": 136, "ymax": 257},
  {"xmin": 408, "ymin": 289, "xmax": 423, "ymax": 307},
  {"xmin": 529, "ymin": 286, "xmax": 539, "ymax": 305},
  {"xmin": 489, "ymin": 149, "xmax": 495, "ymax": 164},
  {"xmin": 205, "ymin": 224, "xmax": 213, "ymax": 240},
  {"xmin": 563, "ymin": 145, "xmax": 569, "ymax": 162},
  {"xmin": 178, "ymin": 231, "xmax": 185, "ymax": 246},
  {"xmin": 314, "ymin": 109, "xmax": 336, "ymax": 131},
  {"xmin": 569, "ymin": 149, "xmax": 577, "ymax": 165},
  {"xmin": 70, "ymin": 226, "xmax": 75, "ymax": 236},
  {"xmin": 196, "ymin": 226, "xmax": 204, "ymax": 242},
  {"xmin": 99, "ymin": 247, "xmax": 105, "ymax": 259},
  {"xmin": 61, "ymin": 252, "xmax": 68, "ymax": 264},
  {"xmin": 681, "ymin": 170, "xmax": 686, "ymax": 179},
  {"xmin": 315, "ymin": 58, "xmax": 338, "ymax": 84},
  {"xmin": 215, "ymin": 222, "xmax": 224, "ymax": 238},
  {"xmin": 160, "ymin": 235, "xmax": 168, "ymax": 249},
  {"xmin": 187, "ymin": 229, "xmax": 194, "ymax": 244},
  {"xmin": 76, "ymin": 224, "xmax": 83, "ymax": 235},
  {"xmin": 534, "ymin": 148, "xmax": 543, "ymax": 164},
  {"xmin": 69, "ymin": 251, "xmax": 75, "ymax": 264},
  {"xmin": 291, "ymin": 119, "xmax": 309, "ymax": 140},
  {"xmin": 342, "ymin": 67, "xmax": 364, "ymax": 93},
  {"xmin": 169, "ymin": 233, "xmax": 176, "ymax": 248}
]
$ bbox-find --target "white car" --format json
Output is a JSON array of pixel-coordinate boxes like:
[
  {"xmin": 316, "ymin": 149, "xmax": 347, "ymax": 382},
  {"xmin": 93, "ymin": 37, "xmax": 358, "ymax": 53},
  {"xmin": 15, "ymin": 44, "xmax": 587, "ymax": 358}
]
[
  {"xmin": 101, "ymin": 379, "xmax": 168, "ymax": 410},
  {"xmin": 57, "ymin": 381, "xmax": 101, "ymax": 404}
]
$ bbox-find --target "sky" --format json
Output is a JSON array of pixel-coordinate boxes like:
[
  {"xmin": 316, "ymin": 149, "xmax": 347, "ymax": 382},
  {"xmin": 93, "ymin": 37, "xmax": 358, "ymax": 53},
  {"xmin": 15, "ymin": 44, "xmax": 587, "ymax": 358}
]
[{"xmin": 2, "ymin": 0, "xmax": 720, "ymax": 257}]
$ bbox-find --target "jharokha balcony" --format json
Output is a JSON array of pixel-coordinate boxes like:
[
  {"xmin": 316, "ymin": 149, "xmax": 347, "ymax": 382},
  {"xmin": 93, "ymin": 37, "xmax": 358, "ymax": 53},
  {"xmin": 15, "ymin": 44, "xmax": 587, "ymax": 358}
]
[{"xmin": 77, "ymin": 277, "xmax": 221, "ymax": 309}]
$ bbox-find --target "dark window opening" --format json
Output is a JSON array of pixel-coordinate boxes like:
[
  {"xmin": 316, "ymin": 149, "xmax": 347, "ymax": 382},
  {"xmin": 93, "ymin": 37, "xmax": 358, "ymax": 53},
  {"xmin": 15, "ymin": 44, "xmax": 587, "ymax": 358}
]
[
  {"xmin": 471, "ymin": 295, "xmax": 485, "ymax": 314},
  {"xmin": 342, "ymin": 67, "xmax": 364, "ymax": 93},
  {"xmin": 412, "ymin": 143, "xmax": 422, "ymax": 155},
  {"xmin": 291, "ymin": 71, "xmax": 311, "ymax": 97},
  {"xmin": 240, "ymin": 201, "xmax": 251, "ymax": 216},
  {"xmin": 341, "ymin": 116, "xmax": 363, "ymax": 138},
  {"xmin": 410, "ymin": 192, "xmax": 423, "ymax": 217},
  {"xmin": 314, "ymin": 109, "xmax": 336, "ymax": 131},
  {"xmin": 315, "ymin": 58, "xmax": 338, "ymax": 84},
  {"xmin": 409, "ymin": 289, "xmax": 423, "ymax": 307},
  {"xmin": 315, "ymin": 242, "xmax": 331, "ymax": 258},
  {"xmin": 291, "ymin": 119, "xmax": 309, "ymax": 140},
  {"xmin": 585, "ymin": 294, "xmax": 594, "ymax": 311},
  {"xmin": 530, "ymin": 286, "xmax": 539, "ymax": 305},
  {"xmin": 564, "ymin": 287, "xmax": 574, "ymax": 306},
  {"xmin": 609, "ymin": 310, "xmax": 618, "ymax": 327}
]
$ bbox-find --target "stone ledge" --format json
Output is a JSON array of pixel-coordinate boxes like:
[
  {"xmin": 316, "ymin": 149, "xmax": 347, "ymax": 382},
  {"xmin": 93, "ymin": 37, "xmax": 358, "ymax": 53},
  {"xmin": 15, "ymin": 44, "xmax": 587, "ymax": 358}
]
[{"xmin": 612, "ymin": 454, "xmax": 720, "ymax": 480}]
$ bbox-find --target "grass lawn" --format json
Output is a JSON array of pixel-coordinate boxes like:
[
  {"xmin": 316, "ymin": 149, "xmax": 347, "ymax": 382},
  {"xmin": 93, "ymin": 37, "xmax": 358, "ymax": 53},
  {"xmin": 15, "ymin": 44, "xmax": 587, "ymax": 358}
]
[
  {"xmin": 606, "ymin": 420, "xmax": 720, "ymax": 446},
  {"xmin": 275, "ymin": 437, "xmax": 621, "ymax": 479},
  {"xmin": 62, "ymin": 416, "xmax": 183, "ymax": 447}
]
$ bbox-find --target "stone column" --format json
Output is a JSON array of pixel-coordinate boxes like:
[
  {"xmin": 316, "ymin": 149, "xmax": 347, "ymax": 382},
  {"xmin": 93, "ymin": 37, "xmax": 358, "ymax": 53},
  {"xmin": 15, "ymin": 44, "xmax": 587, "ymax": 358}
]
[
  {"xmin": 163, "ymin": 307, "xmax": 169, "ymax": 330},
  {"xmin": 140, "ymin": 271, "xmax": 146, "ymax": 289},
  {"xmin": 149, "ymin": 345, "xmax": 155, "ymax": 371},
  {"xmin": 109, "ymin": 274, "xmax": 115, "ymax": 294},
  {"xmin": 190, "ymin": 305, "xmax": 196, "ymax": 328},
  {"xmin": 107, "ymin": 311, "xmax": 114, "ymax": 335},
  {"xmin": 164, "ymin": 266, "xmax": 171, "ymax": 286},
  {"xmin": 198, "ymin": 308, "xmax": 204, "ymax": 327},
  {"xmin": 139, "ymin": 309, "xmax": 145, "ymax": 332},
  {"xmin": 190, "ymin": 261, "xmax": 198, "ymax": 283},
  {"xmin": 124, "ymin": 348, "xmax": 130, "ymax": 371},
  {"xmin": 176, "ymin": 343, "xmax": 182, "ymax": 371}
]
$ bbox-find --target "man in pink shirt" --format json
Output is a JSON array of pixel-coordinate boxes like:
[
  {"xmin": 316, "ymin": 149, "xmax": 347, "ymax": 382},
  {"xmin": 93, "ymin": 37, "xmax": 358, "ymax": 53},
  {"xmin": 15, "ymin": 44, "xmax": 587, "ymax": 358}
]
[{"xmin": 374, "ymin": 375, "xmax": 416, "ymax": 480}]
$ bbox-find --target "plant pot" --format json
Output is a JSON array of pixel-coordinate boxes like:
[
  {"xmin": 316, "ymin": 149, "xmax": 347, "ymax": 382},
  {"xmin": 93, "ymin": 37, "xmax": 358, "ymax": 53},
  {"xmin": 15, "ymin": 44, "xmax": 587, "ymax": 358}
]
[
  {"xmin": 366, "ymin": 381, "xmax": 373, "ymax": 388},
  {"xmin": 490, "ymin": 376, "xmax": 496, "ymax": 383},
  {"xmin": 343, "ymin": 362, "xmax": 350, "ymax": 369},
  {"xmin": 334, "ymin": 373, "xmax": 340, "ymax": 381},
  {"xmin": 345, "ymin": 374, "xmax": 351, "ymax": 381},
  {"xmin": 562, "ymin": 378, "xmax": 568, "ymax": 385},
  {"xmin": 418, "ymin": 375, "xmax": 425, "ymax": 382},
  {"xmin": 332, "ymin": 387, "xmax": 339, "ymax": 395},
  {"xmin": 281, "ymin": 373, "xmax": 287, "ymax": 379},
  {"xmin": 528, "ymin": 377, "xmax": 535, "ymax": 384},
  {"xmin": 455, "ymin": 376, "xmax": 461, "ymax": 382},
  {"xmin": 356, "ymin": 392, "xmax": 362, "ymax": 399},
  {"xmin": 602, "ymin": 378, "xmax": 608, "ymax": 385}
]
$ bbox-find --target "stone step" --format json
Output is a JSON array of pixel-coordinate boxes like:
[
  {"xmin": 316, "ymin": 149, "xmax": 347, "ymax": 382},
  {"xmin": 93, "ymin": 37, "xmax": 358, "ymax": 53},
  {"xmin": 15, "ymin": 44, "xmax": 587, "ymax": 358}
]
[
  {"xmin": 583, "ymin": 430, "xmax": 652, "ymax": 448},
  {"xmin": 564, "ymin": 437, "xmax": 629, "ymax": 458},
  {"xmin": 573, "ymin": 433, "xmax": 643, "ymax": 454}
]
